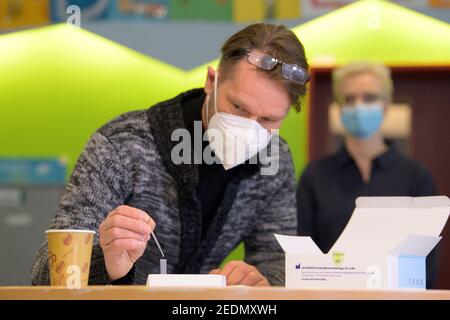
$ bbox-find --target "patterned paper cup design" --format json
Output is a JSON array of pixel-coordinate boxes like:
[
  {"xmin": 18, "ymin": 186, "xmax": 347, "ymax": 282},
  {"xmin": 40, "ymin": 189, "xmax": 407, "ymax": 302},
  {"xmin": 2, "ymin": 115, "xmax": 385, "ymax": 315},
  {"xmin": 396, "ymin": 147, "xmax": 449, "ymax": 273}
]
[
  {"xmin": 62, "ymin": 233, "xmax": 73, "ymax": 246},
  {"xmin": 46, "ymin": 229, "xmax": 95, "ymax": 289}
]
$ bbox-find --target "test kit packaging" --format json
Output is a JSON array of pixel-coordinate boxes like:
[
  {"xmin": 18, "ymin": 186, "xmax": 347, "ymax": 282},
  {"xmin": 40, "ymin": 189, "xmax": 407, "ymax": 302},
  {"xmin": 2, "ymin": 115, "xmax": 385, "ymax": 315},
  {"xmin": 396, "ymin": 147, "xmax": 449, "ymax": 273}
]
[{"xmin": 276, "ymin": 196, "xmax": 450, "ymax": 290}]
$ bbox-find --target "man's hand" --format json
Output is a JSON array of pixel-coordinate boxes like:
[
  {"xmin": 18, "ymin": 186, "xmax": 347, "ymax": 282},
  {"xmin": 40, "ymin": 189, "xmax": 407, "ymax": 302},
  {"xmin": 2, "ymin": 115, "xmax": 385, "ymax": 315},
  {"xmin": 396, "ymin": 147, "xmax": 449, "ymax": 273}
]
[
  {"xmin": 209, "ymin": 261, "xmax": 270, "ymax": 286},
  {"xmin": 99, "ymin": 205, "xmax": 155, "ymax": 281}
]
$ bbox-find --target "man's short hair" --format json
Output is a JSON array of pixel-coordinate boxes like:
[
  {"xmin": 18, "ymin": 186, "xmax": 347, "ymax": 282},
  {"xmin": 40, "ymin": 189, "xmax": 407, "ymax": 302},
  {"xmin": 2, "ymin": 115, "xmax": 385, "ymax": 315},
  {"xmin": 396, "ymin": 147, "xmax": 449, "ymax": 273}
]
[
  {"xmin": 219, "ymin": 23, "xmax": 309, "ymax": 112},
  {"xmin": 332, "ymin": 61, "xmax": 394, "ymax": 104}
]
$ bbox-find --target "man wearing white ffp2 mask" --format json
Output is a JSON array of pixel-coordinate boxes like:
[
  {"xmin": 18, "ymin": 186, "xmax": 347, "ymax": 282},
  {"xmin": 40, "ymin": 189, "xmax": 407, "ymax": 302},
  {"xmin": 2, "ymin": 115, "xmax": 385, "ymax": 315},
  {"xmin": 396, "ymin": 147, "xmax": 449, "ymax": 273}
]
[
  {"xmin": 32, "ymin": 24, "xmax": 310, "ymax": 288},
  {"xmin": 196, "ymin": 41, "xmax": 308, "ymax": 284},
  {"xmin": 205, "ymin": 72, "xmax": 274, "ymax": 170}
]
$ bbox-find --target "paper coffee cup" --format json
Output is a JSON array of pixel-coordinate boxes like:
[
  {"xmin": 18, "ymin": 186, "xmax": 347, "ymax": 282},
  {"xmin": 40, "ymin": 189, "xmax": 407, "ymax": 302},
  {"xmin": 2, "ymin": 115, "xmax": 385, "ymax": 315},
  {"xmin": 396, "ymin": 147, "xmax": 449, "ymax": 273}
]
[{"xmin": 45, "ymin": 229, "xmax": 95, "ymax": 289}]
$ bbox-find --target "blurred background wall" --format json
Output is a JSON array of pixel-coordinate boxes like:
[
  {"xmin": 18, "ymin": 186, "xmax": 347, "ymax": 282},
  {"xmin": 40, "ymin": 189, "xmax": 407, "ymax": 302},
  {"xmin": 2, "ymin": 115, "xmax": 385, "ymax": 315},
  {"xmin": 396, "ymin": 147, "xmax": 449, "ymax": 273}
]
[
  {"xmin": 1, "ymin": 1, "xmax": 450, "ymax": 69},
  {"xmin": 0, "ymin": 0, "xmax": 449, "ymax": 287}
]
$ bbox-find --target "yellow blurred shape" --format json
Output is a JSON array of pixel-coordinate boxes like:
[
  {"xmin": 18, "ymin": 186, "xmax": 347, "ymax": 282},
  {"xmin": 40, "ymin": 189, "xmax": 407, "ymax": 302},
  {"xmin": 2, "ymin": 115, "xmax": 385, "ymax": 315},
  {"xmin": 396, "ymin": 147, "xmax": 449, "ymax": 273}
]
[
  {"xmin": 232, "ymin": 0, "xmax": 266, "ymax": 22},
  {"xmin": 428, "ymin": 0, "xmax": 450, "ymax": 8},
  {"xmin": 276, "ymin": 0, "xmax": 301, "ymax": 19},
  {"xmin": 0, "ymin": 0, "xmax": 49, "ymax": 30}
]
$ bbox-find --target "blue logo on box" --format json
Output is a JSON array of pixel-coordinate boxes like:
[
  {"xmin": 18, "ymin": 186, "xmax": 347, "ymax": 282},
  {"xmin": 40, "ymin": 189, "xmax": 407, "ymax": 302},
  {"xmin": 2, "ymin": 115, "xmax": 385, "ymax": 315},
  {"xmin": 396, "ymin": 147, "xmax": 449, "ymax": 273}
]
[{"xmin": 295, "ymin": 263, "xmax": 301, "ymax": 270}]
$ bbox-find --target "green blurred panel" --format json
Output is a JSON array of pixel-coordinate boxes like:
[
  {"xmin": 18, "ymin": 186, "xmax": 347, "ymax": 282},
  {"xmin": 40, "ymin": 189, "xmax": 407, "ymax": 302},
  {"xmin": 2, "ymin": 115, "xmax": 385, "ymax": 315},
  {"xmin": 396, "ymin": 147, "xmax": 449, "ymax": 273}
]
[
  {"xmin": 170, "ymin": 0, "xmax": 233, "ymax": 21},
  {"xmin": 0, "ymin": 24, "xmax": 186, "ymax": 175},
  {"xmin": 220, "ymin": 243, "xmax": 245, "ymax": 268},
  {"xmin": 279, "ymin": 100, "xmax": 309, "ymax": 179},
  {"xmin": 293, "ymin": 0, "xmax": 450, "ymax": 66},
  {"xmin": 186, "ymin": 61, "xmax": 219, "ymax": 87}
]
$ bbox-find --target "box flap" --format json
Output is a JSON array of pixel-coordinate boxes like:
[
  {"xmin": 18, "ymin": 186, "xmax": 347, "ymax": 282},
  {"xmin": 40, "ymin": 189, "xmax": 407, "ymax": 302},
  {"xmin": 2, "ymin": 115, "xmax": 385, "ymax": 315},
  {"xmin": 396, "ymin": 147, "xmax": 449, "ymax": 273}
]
[
  {"xmin": 356, "ymin": 196, "xmax": 450, "ymax": 208},
  {"xmin": 390, "ymin": 234, "xmax": 442, "ymax": 257},
  {"xmin": 413, "ymin": 196, "xmax": 450, "ymax": 208},
  {"xmin": 330, "ymin": 196, "xmax": 449, "ymax": 256},
  {"xmin": 274, "ymin": 234, "xmax": 323, "ymax": 254}
]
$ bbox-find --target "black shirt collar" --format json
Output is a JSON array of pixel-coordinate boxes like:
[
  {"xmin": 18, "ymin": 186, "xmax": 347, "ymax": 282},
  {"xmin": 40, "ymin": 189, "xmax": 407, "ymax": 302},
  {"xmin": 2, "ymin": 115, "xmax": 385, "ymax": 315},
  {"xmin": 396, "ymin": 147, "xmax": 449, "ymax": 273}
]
[
  {"xmin": 181, "ymin": 89, "xmax": 206, "ymax": 140},
  {"xmin": 336, "ymin": 140, "xmax": 398, "ymax": 169}
]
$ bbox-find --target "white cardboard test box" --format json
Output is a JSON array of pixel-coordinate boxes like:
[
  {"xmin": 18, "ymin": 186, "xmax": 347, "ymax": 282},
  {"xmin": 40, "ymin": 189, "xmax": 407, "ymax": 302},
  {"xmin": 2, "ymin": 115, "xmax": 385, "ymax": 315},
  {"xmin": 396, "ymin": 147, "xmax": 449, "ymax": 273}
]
[{"xmin": 275, "ymin": 196, "xmax": 450, "ymax": 290}]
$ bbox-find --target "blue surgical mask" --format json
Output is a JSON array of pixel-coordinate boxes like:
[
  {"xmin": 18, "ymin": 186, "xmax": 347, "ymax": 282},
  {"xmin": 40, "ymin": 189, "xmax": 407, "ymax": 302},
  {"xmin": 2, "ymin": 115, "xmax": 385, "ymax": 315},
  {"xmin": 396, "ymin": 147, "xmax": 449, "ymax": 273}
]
[{"xmin": 340, "ymin": 104, "xmax": 384, "ymax": 139}]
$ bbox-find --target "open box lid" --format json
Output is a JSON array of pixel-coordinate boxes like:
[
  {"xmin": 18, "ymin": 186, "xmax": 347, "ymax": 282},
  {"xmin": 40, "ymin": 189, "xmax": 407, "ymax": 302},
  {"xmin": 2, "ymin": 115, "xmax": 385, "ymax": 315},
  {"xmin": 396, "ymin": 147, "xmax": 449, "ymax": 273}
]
[
  {"xmin": 330, "ymin": 196, "xmax": 449, "ymax": 256},
  {"xmin": 389, "ymin": 234, "xmax": 442, "ymax": 257},
  {"xmin": 275, "ymin": 196, "xmax": 449, "ymax": 256}
]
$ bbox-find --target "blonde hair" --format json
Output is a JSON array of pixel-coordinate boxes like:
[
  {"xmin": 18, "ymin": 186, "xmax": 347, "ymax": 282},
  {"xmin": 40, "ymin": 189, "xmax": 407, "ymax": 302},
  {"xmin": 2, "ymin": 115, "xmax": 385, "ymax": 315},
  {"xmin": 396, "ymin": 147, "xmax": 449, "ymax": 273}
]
[{"xmin": 332, "ymin": 62, "xmax": 393, "ymax": 104}]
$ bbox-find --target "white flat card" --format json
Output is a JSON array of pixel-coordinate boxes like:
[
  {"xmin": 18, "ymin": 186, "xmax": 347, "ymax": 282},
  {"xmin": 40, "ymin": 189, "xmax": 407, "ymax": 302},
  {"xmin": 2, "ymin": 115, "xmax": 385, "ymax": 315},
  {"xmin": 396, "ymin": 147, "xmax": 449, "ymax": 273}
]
[{"xmin": 146, "ymin": 274, "xmax": 226, "ymax": 288}]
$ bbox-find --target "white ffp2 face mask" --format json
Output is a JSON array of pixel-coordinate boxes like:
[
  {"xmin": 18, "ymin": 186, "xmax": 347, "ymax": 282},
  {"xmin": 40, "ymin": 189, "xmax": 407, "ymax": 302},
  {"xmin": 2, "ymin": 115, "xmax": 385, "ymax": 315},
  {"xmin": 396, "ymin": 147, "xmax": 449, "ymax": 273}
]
[{"xmin": 205, "ymin": 73, "xmax": 274, "ymax": 170}]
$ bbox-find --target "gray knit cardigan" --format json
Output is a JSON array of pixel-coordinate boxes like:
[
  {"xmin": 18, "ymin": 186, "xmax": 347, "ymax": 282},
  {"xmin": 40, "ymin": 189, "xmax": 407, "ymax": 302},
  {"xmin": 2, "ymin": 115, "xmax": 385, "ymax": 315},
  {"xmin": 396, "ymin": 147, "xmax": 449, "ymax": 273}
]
[{"xmin": 31, "ymin": 89, "xmax": 297, "ymax": 286}]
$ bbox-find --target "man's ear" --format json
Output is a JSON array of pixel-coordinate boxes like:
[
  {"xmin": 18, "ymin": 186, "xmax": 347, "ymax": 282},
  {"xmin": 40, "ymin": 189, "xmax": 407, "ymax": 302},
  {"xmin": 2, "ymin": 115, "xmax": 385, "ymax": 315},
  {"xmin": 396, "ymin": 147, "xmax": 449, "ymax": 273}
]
[{"xmin": 204, "ymin": 66, "xmax": 216, "ymax": 96}]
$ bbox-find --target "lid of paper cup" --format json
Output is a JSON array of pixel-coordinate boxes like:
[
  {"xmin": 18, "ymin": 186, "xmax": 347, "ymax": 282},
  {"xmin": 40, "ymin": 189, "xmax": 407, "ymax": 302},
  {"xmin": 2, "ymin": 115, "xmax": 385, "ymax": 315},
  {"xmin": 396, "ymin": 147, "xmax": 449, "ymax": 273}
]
[{"xmin": 45, "ymin": 229, "xmax": 96, "ymax": 234}]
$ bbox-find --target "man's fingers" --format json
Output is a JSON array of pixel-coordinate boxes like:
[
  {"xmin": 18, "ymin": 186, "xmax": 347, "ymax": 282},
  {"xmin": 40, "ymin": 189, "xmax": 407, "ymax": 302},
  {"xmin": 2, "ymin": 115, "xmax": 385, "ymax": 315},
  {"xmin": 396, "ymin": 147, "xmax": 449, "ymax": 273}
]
[
  {"xmin": 109, "ymin": 205, "xmax": 155, "ymax": 228},
  {"xmin": 239, "ymin": 270, "xmax": 266, "ymax": 286},
  {"xmin": 254, "ymin": 279, "xmax": 270, "ymax": 286},
  {"xmin": 100, "ymin": 227, "xmax": 149, "ymax": 248},
  {"xmin": 218, "ymin": 261, "xmax": 269, "ymax": 286},
  {"xmin": 220, "ymin": 261, "xmax": 254, "ymax": 285},
  {"xmin": 226, "ymin": 267, "xmax": 252, "ymax": 285},
  {"xmin": 103, "ymin": 238, "xmax": 146, "ymax": 256},
  {"xmin": 104, "ymin": 214, "xmax": 154, "ymax": 236},
  {"xmin": 209, "ymin": 269, "xmax": 221, "ymax": 275},
  {"xmin": 219, "ymin": 261, "xmax": 241, "ymax": 278}
]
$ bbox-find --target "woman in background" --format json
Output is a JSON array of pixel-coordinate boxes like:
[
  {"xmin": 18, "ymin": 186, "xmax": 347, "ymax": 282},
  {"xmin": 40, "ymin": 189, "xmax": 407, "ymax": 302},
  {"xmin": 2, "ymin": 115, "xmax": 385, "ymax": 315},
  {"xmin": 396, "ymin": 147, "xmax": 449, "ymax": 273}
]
[{"xmin": 296, "ymin": 62, "xmax": 438, "ymax": 288}]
